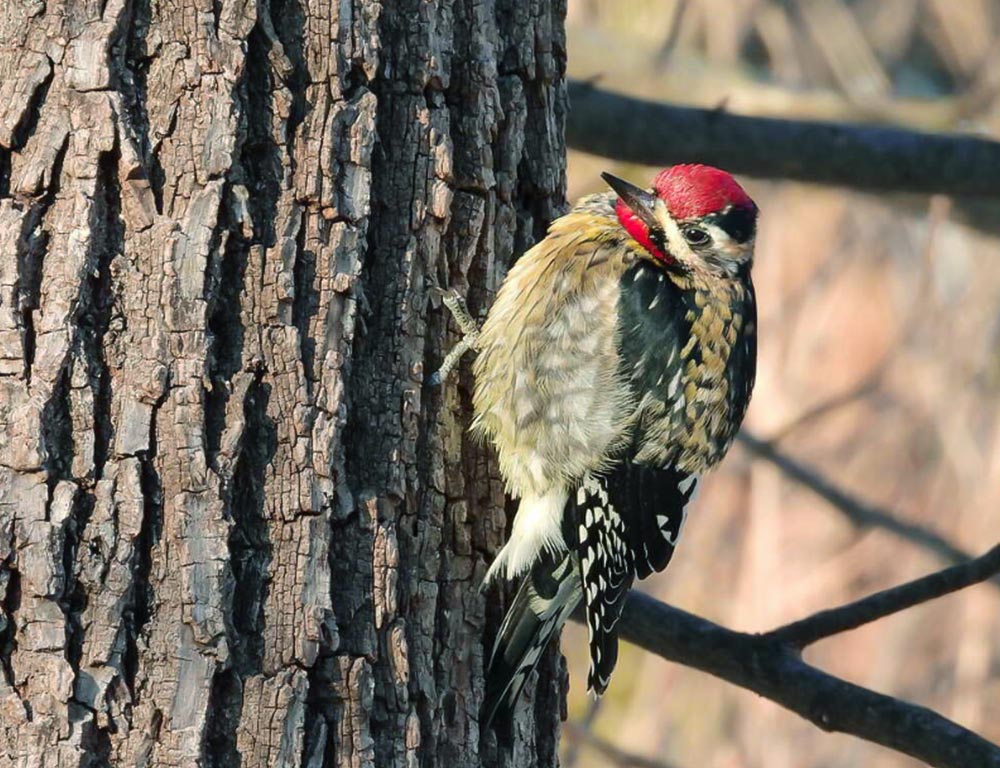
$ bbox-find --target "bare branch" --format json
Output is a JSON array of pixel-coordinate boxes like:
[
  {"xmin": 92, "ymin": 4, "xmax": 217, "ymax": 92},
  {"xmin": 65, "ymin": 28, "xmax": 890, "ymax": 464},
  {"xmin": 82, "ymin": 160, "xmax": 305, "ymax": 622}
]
[
  {"xmin": 604, "ymin": 571, "xmax": 1000, "ymax": 768},
  {"xmin": 737, "ymin": 432, "xmax": 986, "ymax": 573},
  {"xmin": 566, "ymin": 81, "xmax": 1000, "ymax": 198},
  {"xmin": 766, "ymin": 543, "xmax": 1000, "ymax": 648}
]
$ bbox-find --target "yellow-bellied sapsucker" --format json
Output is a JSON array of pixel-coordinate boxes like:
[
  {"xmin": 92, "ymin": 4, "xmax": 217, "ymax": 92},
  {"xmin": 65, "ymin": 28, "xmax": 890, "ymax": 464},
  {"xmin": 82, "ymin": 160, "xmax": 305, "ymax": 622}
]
[{"xmin": 444, "ymin": 164, "xmax": 758, "ymax": 724}]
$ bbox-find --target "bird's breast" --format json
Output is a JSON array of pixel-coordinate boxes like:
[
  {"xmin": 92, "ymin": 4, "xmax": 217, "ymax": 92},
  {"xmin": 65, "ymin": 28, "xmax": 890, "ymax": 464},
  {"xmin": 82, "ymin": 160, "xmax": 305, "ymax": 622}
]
[{"xmin": 472, "ymin": 230, "xmax": 637, "ymax": 498}]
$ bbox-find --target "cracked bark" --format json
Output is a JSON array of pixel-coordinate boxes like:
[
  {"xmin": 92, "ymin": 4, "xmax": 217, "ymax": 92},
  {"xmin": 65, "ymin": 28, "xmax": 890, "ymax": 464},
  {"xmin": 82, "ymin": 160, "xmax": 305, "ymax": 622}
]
[{"xmin": 0, "ymin": 1, "xmax": 567, "ymax": 766}]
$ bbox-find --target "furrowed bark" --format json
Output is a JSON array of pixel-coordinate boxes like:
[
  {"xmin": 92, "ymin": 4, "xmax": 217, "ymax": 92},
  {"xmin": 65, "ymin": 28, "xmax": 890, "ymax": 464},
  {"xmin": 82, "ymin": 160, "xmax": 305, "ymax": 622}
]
[{"xmin": 0, "ymin": 1, "xmax": 567, "ymax": 766}]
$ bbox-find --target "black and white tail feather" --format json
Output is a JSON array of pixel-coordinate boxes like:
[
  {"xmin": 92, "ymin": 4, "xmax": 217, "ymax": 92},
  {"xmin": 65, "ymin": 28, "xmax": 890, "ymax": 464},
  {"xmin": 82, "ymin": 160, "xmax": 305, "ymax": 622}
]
[
  {"xmin": 481, "ymin": 552, "xmax": 581, "ymax": 726},
  {"xmin": 575, "ymin": 474, "xmax": 634, "ymax": 693},
  {"xmin": 482, "ymin": 465, "xmax": 699, "ymax": 724}
]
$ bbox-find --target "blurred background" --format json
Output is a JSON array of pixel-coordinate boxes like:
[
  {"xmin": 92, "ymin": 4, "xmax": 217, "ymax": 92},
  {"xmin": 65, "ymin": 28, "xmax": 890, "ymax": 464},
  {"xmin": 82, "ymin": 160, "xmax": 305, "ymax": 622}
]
[{"xmin": 560, "ymin": 2, "xmax": 1000, "ymax": 767}]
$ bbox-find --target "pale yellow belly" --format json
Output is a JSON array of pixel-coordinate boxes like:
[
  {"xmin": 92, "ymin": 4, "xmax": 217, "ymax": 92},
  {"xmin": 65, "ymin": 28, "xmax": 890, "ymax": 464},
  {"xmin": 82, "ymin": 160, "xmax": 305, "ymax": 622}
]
[{"xmin": 473, "ymin": 271, "xmax": 633, "ymax": 499}]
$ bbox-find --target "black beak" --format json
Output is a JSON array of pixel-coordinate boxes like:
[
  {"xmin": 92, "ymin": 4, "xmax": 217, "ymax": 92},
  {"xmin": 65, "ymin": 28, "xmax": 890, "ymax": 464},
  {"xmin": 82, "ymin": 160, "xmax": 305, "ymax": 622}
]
[{"xmin": 601, "ymin": 172, "xmax": 658, "ymax": 228}]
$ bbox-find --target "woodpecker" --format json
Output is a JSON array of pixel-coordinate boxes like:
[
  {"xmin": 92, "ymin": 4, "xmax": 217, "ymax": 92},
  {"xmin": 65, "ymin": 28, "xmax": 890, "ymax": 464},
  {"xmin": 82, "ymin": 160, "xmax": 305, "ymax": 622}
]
[{"xmin": 442, "ymin": 165, "xmax": 758, "ymax": 724}]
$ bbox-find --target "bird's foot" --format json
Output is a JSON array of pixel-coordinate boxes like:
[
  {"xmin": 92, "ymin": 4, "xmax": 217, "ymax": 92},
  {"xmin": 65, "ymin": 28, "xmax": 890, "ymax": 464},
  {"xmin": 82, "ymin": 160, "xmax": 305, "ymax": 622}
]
[{"xmin": 428, "ymin": 289, "xmax": 481, "ymax": 385}]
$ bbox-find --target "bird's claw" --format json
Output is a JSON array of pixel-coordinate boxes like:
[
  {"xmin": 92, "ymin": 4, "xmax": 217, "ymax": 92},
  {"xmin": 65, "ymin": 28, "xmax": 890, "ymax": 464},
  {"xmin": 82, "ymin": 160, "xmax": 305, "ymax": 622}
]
[{"xmin": 428, "ymin": 289, "xmax": 482, "ymax": 386}]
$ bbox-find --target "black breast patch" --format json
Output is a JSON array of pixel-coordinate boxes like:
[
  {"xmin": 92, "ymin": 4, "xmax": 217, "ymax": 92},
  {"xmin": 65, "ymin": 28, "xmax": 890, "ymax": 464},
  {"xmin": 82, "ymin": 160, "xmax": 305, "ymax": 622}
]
[{"xmin": 617, "ymin": 261, "xmax": 694, "ymax": 405}]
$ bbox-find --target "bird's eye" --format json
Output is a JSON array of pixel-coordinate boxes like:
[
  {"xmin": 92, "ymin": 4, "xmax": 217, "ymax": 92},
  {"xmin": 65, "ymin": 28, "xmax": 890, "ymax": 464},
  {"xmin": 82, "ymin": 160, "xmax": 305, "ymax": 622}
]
[{"xmin": 683, "ymin": 227, "xmax": 711, "ymax": 247}]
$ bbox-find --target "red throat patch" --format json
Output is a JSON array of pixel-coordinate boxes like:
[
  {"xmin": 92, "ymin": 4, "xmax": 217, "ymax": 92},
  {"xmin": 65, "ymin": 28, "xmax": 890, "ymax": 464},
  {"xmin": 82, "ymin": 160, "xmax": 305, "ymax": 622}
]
[
  {"xmin": 653, "ymin": 164, "xmax": 754, "ymax": 220},
  {"xmin": 615, "ymin": 198, "xmax": 668, "ymax": 263}
]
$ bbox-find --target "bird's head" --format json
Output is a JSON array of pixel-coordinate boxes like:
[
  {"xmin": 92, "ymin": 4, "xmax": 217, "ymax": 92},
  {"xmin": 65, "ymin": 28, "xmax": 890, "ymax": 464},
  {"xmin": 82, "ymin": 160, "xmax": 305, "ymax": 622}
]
[{"xmin": 603, "ymin": 164, "xmax": 758, "ymax": 278}]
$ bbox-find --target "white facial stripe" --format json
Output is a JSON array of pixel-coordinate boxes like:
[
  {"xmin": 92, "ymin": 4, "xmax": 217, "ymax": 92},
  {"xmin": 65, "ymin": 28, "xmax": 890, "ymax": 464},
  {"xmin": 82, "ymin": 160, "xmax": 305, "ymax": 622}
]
[
  {"xmin": 702, "ymin": 222, "xmax": 733, "ymax": 247},
  {"xmin": 654, "ymin": 200, "xmax": 698, "ymax": 264},
  {"xmin": 653, "ymin": 200, "xmax": 754, "ymax": 274}
]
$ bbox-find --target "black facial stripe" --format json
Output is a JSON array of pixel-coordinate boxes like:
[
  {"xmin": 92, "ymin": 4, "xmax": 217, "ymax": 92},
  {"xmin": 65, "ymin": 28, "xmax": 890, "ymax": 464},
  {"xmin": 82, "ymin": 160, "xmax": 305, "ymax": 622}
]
[
  {"xmin": 649, "ymin": 226, "xmax": 668, "ymax": 254},
  {"xmin": 704, "ymin": 205, "xmax": 756, "ymax": 244}
]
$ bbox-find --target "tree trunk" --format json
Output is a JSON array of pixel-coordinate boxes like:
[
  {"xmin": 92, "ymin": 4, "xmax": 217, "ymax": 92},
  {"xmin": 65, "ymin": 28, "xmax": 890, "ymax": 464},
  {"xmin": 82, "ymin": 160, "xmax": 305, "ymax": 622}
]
[{"xmin": 0, "ymin": 1, "xmax": 567, "ymax": 765}]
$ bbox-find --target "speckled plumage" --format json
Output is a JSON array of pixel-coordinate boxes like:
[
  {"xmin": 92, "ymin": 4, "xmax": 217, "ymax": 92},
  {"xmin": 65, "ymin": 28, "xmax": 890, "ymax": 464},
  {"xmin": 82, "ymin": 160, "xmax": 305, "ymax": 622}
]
[
  {"xmin": 620, "ymin": 258, "xmax": 756, "ymax": 471},
  {"xmin": 474, "ymin": 192, "xmax": 754, "ymax": 572},
  {"xmin": 477, "ymin": 169, "xmax": 758, "ymax": 722}
]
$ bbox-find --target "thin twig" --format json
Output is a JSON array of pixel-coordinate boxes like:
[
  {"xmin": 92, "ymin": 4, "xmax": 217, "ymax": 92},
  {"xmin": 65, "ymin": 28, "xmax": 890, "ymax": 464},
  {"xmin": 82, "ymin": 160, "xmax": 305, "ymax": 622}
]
[
  {"xmin": 563, "ymin": 722, "xmax": 680, "ymax": 768},
  {"xmin": 766, "ymin": 544, "xmax": 1000, "ymax": 648},
  {"xmin": 737, "ymin": 432, "xmax": 986, "ymax": 574},
  {"xmin": 767, "ymin": 377, "xmax": 881, "ymax": 442},
  {"xmin": 652, "ymin": 1, "xmax": 690, "ymax": 70},
  {"xmin": 765, "ymin": 196, "xmax": 950, "ymax": 442}
]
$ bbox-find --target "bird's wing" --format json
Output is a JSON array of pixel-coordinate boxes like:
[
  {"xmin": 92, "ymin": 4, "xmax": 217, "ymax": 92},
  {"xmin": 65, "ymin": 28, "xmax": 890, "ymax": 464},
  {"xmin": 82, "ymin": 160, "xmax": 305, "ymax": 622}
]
[
  {"xmin": 572, "ymin": 475, "xmax": 633, "ymax": 694},
  {"xmin": 601, "ymin": 461, "xmax": 699, "ymax": 578},
  {"xmin": 571, "ymin": 466, "xmax": 698, "ymax": 693},
  {"xmin": 612, "ymin": 260, "xmax": 703, "ymax": 568}
]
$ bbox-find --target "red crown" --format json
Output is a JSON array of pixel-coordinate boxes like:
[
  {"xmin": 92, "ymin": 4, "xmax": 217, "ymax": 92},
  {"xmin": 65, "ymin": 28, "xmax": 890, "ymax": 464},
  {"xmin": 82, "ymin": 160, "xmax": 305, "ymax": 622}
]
[{"xmin": 653, "ymin": 164, "xmax": 755, "ymax": 220}]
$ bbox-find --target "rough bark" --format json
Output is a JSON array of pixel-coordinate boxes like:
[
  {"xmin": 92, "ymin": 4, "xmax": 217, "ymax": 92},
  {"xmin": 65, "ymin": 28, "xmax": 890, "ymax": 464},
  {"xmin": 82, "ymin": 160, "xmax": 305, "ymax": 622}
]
[{"xmin": 0, "ymin": 1, "xmax": 567, "ymax": 766}]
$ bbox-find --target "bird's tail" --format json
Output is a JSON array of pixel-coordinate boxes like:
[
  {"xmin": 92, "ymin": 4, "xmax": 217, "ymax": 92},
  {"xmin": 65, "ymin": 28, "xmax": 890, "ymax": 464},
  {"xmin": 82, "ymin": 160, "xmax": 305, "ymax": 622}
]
[{"xmin": 481, "ymin": 552, "xmax": 582, "ymax": 726}]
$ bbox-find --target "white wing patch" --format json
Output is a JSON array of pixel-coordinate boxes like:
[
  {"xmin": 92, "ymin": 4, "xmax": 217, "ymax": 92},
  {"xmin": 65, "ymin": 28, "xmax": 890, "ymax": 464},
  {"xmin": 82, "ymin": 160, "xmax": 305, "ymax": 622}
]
[{"xmin": 660, "ymin": 473, "xmax": 699, "ymax": 545}]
